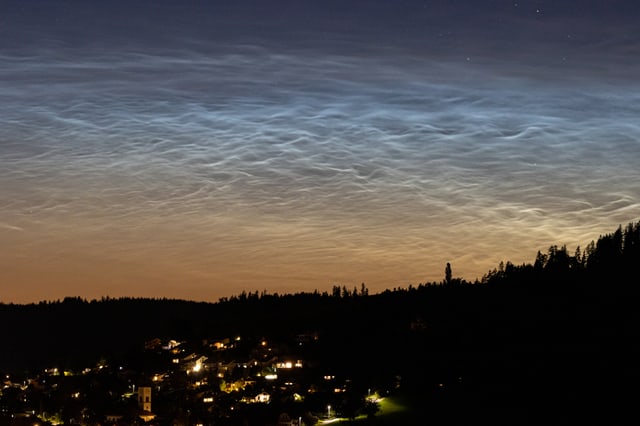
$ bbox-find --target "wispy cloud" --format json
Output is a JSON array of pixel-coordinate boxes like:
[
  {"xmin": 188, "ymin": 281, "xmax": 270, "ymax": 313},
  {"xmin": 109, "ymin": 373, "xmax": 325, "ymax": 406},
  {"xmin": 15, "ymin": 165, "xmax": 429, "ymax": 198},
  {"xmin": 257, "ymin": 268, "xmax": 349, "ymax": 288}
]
[
  {"xmin": 0, "ymin": 223, "xmax": 24, "ymax": 232},
  {"xmin": 1, "ymin": 0, "xmax": 639, "ymax": 303}
]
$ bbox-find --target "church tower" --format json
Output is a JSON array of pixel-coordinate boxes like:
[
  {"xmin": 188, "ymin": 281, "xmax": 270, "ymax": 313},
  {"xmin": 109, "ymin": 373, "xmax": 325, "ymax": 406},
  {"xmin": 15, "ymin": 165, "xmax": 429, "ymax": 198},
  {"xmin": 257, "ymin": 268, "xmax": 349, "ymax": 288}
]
[{"xmin": 138, "ymin": 386, "xmax": 152, "ymax": 412}]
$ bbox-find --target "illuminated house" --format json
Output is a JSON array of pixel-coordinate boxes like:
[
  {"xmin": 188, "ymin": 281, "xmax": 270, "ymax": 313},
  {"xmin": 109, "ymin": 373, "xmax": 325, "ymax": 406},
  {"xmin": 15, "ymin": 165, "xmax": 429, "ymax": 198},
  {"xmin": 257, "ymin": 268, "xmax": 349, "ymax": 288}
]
[
  {"xmin": 162, "ymin": 339, "xmax": 182, "ymax": 351},
  {"xmin": 209, "ymin": 337, "xmax": 231, "ymax": 350},
  {"xmin": 255, "ymin": 392, "xmax": 271, "ymax": 403}
]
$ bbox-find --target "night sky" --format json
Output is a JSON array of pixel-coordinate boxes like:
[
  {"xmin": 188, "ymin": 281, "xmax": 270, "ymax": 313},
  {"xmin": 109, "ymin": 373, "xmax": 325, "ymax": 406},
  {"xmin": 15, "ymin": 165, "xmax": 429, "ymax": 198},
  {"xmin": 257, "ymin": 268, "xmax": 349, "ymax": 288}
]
[{"xmin": 2, "ymin": 0, "xmax": 639, "ymax": 303}]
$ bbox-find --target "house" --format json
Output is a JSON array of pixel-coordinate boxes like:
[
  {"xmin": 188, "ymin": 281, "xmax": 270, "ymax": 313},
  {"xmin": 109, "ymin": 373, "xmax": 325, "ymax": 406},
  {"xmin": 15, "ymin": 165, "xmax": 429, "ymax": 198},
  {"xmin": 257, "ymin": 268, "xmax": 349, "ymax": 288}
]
[
  {"xmin": 208, "ymin": 338, "xmax": 231, "ymax": 350},
  {"xmin": 277, "ymin": 412, "xmax": 300, "ymax": 426},
  {"xmin": 254, "ymin": 392, "xmax": 270, "ymax": 403}
]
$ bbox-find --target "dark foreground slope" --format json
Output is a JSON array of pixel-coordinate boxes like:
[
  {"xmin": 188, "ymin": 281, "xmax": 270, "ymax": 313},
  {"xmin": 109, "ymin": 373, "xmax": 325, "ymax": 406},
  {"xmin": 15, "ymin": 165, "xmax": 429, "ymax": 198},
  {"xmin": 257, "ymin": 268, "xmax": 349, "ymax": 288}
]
[{"xmin": 1, "ymin": 221, "xmax": 639, "ymax": 424}]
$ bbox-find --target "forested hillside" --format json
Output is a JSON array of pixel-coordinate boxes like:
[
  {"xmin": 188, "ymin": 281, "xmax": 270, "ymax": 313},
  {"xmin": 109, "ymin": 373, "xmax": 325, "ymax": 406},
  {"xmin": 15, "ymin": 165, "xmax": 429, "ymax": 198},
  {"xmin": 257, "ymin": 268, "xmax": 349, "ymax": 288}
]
[{"xmin": 2, "ymin": 221, "xmax": 639, "ymax": 423}]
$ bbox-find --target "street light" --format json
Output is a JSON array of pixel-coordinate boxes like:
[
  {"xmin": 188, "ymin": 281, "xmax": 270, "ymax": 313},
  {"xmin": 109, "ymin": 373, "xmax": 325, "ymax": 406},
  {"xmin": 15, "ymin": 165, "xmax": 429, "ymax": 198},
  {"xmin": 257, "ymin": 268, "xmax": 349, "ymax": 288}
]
[{"xmin": 327, "ymin": 405, "xmax": 331, "ymax": 418}]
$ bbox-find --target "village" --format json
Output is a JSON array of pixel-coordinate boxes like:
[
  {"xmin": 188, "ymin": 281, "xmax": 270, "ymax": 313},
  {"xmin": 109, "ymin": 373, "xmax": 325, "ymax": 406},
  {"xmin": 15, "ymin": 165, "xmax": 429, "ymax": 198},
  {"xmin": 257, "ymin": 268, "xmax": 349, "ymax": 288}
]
[{"xmin": 1, "ymin": 332, "xmax": 393, "ymax": 426}]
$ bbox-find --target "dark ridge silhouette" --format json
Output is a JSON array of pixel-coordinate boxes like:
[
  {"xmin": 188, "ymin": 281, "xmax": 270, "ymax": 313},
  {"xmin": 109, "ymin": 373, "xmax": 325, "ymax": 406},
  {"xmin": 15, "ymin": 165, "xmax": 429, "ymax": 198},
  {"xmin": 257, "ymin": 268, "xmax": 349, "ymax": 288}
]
[{"xmin": 1, "ymin": 220, "xmax": 639, "ymax": 424}]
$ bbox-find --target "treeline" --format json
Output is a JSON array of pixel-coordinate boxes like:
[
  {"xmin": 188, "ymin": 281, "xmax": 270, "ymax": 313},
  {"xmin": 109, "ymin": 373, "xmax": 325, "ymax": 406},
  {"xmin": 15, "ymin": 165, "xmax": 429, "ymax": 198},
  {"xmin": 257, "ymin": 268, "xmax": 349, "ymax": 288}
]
[
  {"xmin": 479, "ymin": 220, "xmax": 640, "ymax": 288},
  {"xmin": 218, "ymin": 281, "xmax": 370, "ymax": 304}
]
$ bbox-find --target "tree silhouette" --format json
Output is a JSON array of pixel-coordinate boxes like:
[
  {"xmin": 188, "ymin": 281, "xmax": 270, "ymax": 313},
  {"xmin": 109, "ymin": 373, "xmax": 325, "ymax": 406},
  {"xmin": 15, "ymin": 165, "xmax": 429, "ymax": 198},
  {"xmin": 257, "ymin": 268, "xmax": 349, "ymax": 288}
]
[{"xmin": 445, "ymin": 262, "xmax": 452, "ymax": 285}]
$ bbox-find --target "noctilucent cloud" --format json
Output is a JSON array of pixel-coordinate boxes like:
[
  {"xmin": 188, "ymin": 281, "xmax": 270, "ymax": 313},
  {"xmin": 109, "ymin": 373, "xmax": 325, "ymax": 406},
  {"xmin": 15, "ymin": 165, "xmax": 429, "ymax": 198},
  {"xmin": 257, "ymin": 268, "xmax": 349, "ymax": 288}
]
[{"xmin": 1, "ymin": 0, "xmax": 639, "ymax": 303}]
